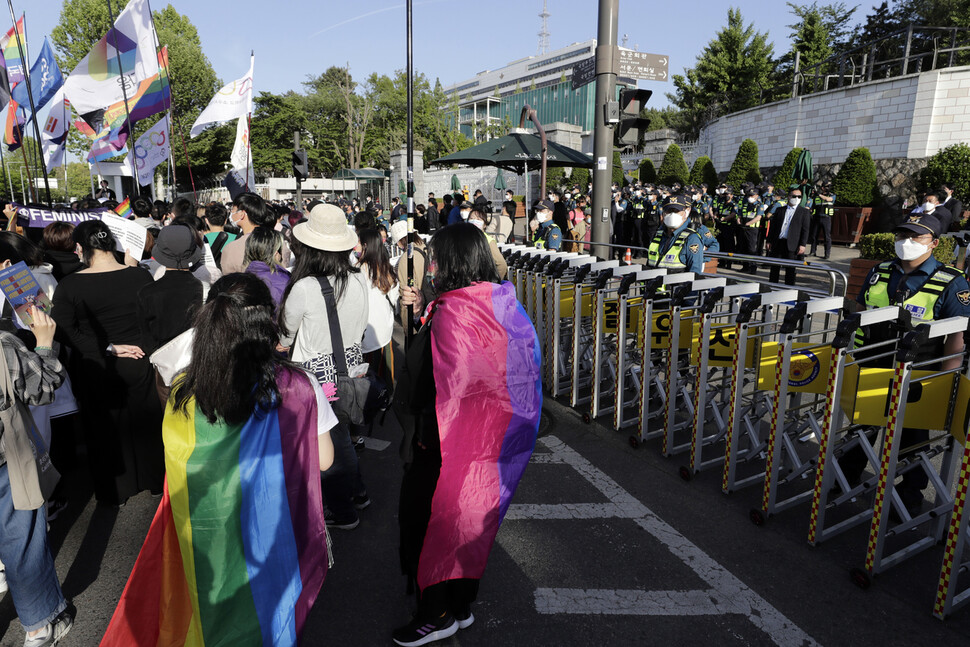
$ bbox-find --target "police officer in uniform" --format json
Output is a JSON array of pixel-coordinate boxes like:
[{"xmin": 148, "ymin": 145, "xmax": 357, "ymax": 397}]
[
  {"xmin": 810, "ymin": 181, "xmax": 835, "ymax": 259},
  {"xmin": 738, "ymin": 187, "xmax": 765, "ymax": 273},
  {"xmin": 716, "ymin": 186, "xmax": 739, "ymax": 269},
  {"xmin": 630, "ymin": 186, "xmax": 646, "ymax": 248},
  {"xmin": 646, "ymin": 194, "xmax": 707, "ymax": 273},
  {"xmin": 642, "ymin": 187, "xmax": 662, "ymax": 251},
  {"xmin": 530, "ymin": 199, "xmax": 562, "ymax": 251},
  {"xmin": 846, "ymin": 213, "xmax": 970, "ymax": 516},
  {"xmin": 686, "ymin": 191, "xmax": 720, "ymax": 253}
]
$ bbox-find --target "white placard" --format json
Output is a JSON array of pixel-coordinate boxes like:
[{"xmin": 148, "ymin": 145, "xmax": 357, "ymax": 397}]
[{"xmin": 102, "ymin": 212, "xmax": 148, "ymax": 256}]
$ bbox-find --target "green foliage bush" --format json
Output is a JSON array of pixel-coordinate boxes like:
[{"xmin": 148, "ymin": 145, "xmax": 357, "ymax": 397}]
[
  {"xmin": 725, "ymin": 138, "xmax": 762, "ymax": 189},
  {"xmin": 859, "ymin": 232, "xmax": 955, "ymax": 264},
  {"xmin": 570, "ymin": 167, "xmax": 590, "ymax": 189},
  {"xmin": 638, "ymin": 158, "xmax": 657, "ymax": 184},
  {"xmin": 689, "ymin": 155, "xmax": 718, "ymax": 187},
  {"xmin": 919, "ymin": 143, "xmax": 970, "ymax": 204},
  {"xmin": 612, "ymin": 151, "xmax": 624, "ymax": 185},
  {"xmin": 657, "ymin": 143, "xmax": 690, "ymax": 186},
  {"xmin": 772, "ymin": 147, "xmax": 803, "ymax": 189},
  {"xmin": 546, "ymin": 166, "xmax": 566, "ymax": 188},
  {"xmin": 833, "ymin": 147, "xmax": 878, "ymax": 207}
]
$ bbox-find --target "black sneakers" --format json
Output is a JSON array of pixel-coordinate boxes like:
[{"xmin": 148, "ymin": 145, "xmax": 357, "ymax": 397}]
[{"xmin": 392, "ymin": 612, "xmax": 458, "ymax": 647}]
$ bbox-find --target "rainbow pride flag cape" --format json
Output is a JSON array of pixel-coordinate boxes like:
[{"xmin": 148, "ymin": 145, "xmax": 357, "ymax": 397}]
[
  {"xmin": 101, "ymin": 368, "xmax": 328, "ymax": 646},
  {"xmin": 113, "ymin": 197, "xmax": 132, "ymax": 218},
  {"xmin": 417, "ymin": 280, "xmax": 542, "ymax": 590}
]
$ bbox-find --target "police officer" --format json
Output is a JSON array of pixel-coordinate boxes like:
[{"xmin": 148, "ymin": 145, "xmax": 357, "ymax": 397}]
[
  {"xmin": 847, "ymin": 213, "xmax": 970, "ymax": 516},
  {"xmin": 810, "ymin": 181, "xmax": 835, "ymax": 259},
  {"xmin": 610, "ymin": 189, "xmax": 629, "ymax": 254},
  {"xmin": 686, "ymin": 192, "xmax": 720, "ymax": 253},
  {"xmin": 738, "ymin": 187, "xmax": 765, "ymax": 273},
  {"xmin": 716, "ymin": 186, "xmax": 739, "ymax": 269},
  {"xmin": 630, "ymin": 186, "xmax": 646, "ymax": 248},
  {"xmin": 642, "ymin": 186, "xmax": 661, "ymax": 250},
  {"xmin": 530, "ymin": 199, "xmax": 562, "ymax": 250},
  {"xmin": 646, "ymin": 194, "xmax": 707, "ymax": 273}
]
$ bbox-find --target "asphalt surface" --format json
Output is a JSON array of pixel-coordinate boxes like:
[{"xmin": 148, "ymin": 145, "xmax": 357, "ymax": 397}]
[{"xmin": 4, "ymin": 243, "xmax": 969, "ymax": 646}]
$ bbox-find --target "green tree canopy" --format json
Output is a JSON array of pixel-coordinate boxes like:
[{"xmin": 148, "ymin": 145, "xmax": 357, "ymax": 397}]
[
  {"xmin": 833, "ymin": 147, "xmax": 879, "ymax": 206},
  {"xmin": 657, "ymin": 143, "xmax": 689, "ymax": 186},
  {"xmin": 570, "ymin": 167, "xmax": 590, "ymax": 190},
  {"xmin": 612, "ymin": 151, "xmax": 624, "ymax": 185},
  {"xmin": 772, "ymin": 147, "xmax": 804, "ymax": 189},
  {"xmin": 725, "ymin": 139, "xmax": 762, "ymax": 189},
  {"xmin": 919, "ymin": 143, "xmax": 970, "ymax": 204},
  {"xmin": 639, "ymin": 158, "xmax": 657, "ymax": 184}
]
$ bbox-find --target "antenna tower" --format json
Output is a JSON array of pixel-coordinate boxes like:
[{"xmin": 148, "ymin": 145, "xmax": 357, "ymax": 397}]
[{"xmin": 538, "ymin": 0, "xmax": 550, "ymax": 55}]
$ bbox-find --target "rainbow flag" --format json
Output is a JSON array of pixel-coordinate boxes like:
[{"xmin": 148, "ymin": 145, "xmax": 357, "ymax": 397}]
[
  {"xmin": 2, "ymin": 14, "xmax": 24, "ymax": 85},
  {"xmin": 101, "ymin": 368, "xmax": 329, "ymax": 646},
  {"xmin": 98, "ymin": 47, "xmax": 170, "ymax": 132},
  {"xmin": 113, "ymin": 197, "xmax": 132, "ymax": 218},
  {"xmin": 4, "ymin": 99, "xmax": 22, "ymax": 151},
  {"xmin": 417, "ymin": 280, "xmax": 541, "ymax": 590}
]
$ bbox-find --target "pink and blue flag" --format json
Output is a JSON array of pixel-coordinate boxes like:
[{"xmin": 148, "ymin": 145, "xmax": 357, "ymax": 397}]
[{"xmin": 418, "ymin": 280, "xmax": 542, "ymax": 590}]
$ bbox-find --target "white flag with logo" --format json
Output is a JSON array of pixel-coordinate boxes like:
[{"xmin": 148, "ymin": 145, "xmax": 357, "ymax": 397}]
[
  {"xmin": 191, "ymin": 56, "xmax": 253, "ymax": 137},
  {"xmin": 229, "ymin": 115, "xmax": 255, "ymax": 188},
  {"xmin": 127, "ymin": 115, "xmax": 170, "ymax": 187},
  {"xmin": 61, "ymin": 0, "xmax": 159, "ymax": 116},
  {"xmin": 42, "ymin": 90, "xmax": 70, "ymax": 172}
]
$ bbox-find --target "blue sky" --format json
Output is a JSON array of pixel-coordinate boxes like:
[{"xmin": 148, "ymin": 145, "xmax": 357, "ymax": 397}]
[{"xmin": 21, "ymin": 1, "xmax": 875, "ymax": 105}]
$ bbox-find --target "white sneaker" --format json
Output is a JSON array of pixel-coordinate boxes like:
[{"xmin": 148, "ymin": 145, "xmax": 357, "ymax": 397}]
[
  {"xmin": 0, "ymin": 569, "xmax": 7, "ymax": 595},
  {"xmin": 23, "ymin": 610, "xmax": 73, "ymax": 647}
]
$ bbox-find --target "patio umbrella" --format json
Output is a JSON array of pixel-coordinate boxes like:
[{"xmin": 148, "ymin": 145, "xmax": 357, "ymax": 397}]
[
  {"xmin": 432, "ymin": 132, "xmax": 593, "ymax": 172},
  {"xmin": 450, "ymin": 174, "xmax": 462, "ymax": 191},
  {"xmin": 493, "ymin": 168, "xmax": 507, "ymax": 191},
  {"xmin": 793, "ymin": 149, "xmax": 814, "ymax": 207}
]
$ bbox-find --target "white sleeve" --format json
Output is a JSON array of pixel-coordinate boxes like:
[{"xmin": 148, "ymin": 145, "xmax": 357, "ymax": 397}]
[{"xmin": 306, "ymin": 370, "xmax": 338, "ymax": 435}]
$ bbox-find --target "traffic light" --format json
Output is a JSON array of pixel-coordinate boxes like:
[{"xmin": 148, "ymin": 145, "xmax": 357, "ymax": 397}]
[
  {"xmin": 614, "ymin": 89, "xmax": 652, "ymax": 148},
  {"xmin": 292, "ymin": 149, "xmax": 308, "ymax": 181}
]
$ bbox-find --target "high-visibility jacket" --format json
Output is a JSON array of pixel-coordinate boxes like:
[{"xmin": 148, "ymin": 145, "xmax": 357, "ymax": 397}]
[{"xmin": 647, "ymin": 226, "xmax": 696, "ymax": 269}]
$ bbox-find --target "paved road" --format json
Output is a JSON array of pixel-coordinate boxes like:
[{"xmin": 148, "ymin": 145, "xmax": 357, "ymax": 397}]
[{"xmin": 4, "ymin": 381, "xmax": 970, "ymax": 646}]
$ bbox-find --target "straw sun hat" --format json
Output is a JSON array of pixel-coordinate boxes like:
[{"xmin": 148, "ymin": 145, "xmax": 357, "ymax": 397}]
[{"xmin": 292, "ymin": 203, "xmax": 358, "ymax": 251}]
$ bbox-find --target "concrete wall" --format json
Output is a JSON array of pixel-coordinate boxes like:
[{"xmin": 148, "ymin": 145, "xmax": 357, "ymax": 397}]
[{"xmin": 698, "ymin": 65, "xmax": 970, "ymax": 170}]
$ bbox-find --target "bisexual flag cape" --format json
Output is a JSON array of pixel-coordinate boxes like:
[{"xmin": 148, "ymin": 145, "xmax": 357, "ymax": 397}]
[
  {"xmin": 101, "ymin": 368, "xmax": 328, "ymax": 647},
  {"xmin": 417, "ymin": 280, "xmax": 542, "ymax": 591}
]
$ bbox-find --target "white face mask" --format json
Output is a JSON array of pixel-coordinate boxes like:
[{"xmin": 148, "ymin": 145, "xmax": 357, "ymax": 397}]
[
  {"xmin": 748, "ymin": 197, "xmax": 757, "ymax": 204},
  {"xmin": 537, "ymin": 211, "xmax": 551, "ymax": 223},
  {"xmin": 923, "ymin": 202, "xmax": 935, "ymax": 213},
  {"xmin": 789, "ymin": 197, "xmax": 801, "ymax": 207},
  {"xmin": 460, "ymin": 210, "xmax": 470, "ymax": 220},
  {"xmin": 692, "ymin": 194, "xmax": 700, "ymax": 201},
  {"xmin": 663, "ymin": 211, "xmax": 685, "ymax": 228},
  {"xmin": 470, "ymin": 219, "xmax": 484, "ymax": 230},
  {"xmin": 895, "ymin": 238, "xmax": 930, "ymax": 261}
]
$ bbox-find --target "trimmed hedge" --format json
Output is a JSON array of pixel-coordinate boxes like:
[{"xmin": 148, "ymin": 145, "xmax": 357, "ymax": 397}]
[
  {"xmin": 657, "ymin": 143, "xmax": 689, "ymax": 186},
  {"xmin": 725, "ymin": 138, "xmax": 762, "ymax": 189},
  {"xmin": 833, "ymin": 147, "xmax": 878, "ymax": 207},
  {"xmin": 859, "ymin": 232, "xmax": 955, "ymax": 264},
  {"xmin": 919, "ymin": 143, "xmax": 970, "ymax": 205},
  {"xmin": 570, "ymin": 167, "xmax": 590, "ymax": 189},
  {"xmin": 772, "ymin": 147, "xmax": 803, "ymax": 189},
  {"xmin": 689, "ymin": 155, "xmax": 718, "ymax": 188},
  {"xmin": 639, "ymin": 158, "xmax": 657, "ymax": 184},
  {"xmin": 612, "ymin": 151, "xmax": 624, "ymax": 185}
]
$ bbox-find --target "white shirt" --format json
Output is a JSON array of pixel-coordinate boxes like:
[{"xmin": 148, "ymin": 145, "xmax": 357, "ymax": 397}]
[
  {"xmin": 779, "ymin": 206, "xmax": 796, "ymax": 240},
  {"xmin": 359, "ymin": 263, "xmax": 399, "ymax": 353}
]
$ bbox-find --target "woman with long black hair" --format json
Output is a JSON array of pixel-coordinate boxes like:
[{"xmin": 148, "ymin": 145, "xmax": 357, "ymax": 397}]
[{"xmin": 279, "ymin": 203, "xmax": 370, "ymax": 530}]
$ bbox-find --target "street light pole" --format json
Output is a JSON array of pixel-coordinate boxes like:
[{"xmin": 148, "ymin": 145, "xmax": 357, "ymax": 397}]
[{"xmin": 590, "ymin": 0, "xmax": 618, "ymax": 260}]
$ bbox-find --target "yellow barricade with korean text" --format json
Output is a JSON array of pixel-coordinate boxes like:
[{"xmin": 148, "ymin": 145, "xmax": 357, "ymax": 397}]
[
  {"xmin": 689, "ymin": 322, "xmax": 760, "ymax": 368},
  {"xmin": 757, "ymin": 342, "xmax": 834, "ymax": 394}
]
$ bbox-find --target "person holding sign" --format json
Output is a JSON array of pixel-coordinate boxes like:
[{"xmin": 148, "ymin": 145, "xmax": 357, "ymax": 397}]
[
  {"xmin": 848, "ymin": 212, "xmax": 970, "ymax": 516},
  {"xmin": 646, "ymin": 195, "xmax": 707, "ymax": 273}
]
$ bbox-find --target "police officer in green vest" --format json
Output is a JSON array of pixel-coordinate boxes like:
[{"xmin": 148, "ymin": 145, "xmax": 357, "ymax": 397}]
[
  {"xmin": 846, "ymin": 212, "xmax": 970, "ymax": 517},
  {"xmin": 646, "ymin": 194, "xmax": 707, "ymax": 273},
  {"xmin": 529, "ymin": 199, "xmax": 562, "ymax": 251},
  {"xmin": 630, "ymin": 186, "xmax": 646, "ymax": 248},
  {"xmin": 738, "ymin": 187, "xmax": 765, "ymax": 273},
  {"xmin": 716, "ymin": 186, "xmax": 738, "ymax": 269},
  {"xmin": 810, "ymin": 181, "xmax": 836, "ymax": 259}
]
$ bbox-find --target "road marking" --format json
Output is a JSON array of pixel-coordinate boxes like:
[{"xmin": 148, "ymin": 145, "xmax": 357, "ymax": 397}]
[{"xmin": 507, "ymin": 435, "xmax": 819, "ymax": 647}]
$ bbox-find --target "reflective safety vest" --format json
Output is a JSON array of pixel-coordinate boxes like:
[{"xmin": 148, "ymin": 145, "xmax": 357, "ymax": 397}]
[
  {"xmin": 741, "ymin": 201, "xmax": 763, "ymax": 228},
  {"xmin": 815, "ymin": 197, "xmax": 835, "ymax": 217},
  {"xmin": 633, "ymin": 199, "xmax": 645, "ymax": 219},
  {"xmin": 856, "ymin": 261, "xmax": 962, "ymax": 348},
  {"xmin": 719, "ymin": 201, "xmax": 736, "ymax": 221},
  {"xmin": 647, "ymin": 226, "xmax": 696, "ymax": 269}
]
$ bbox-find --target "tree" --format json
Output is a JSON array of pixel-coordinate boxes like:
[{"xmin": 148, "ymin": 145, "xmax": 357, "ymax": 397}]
[
  {"xmin": 251, "ymin": 91, "xmax": 308, "ymax": 176},
  {"xmin": 666, "ymin": 9, "xmax": 775, "ymax": 137},
  {"xmin": 833, "ymin": 147, "xmax": 879, "ymax": 206},
  {"xmin": 725, "ymin": 139, "xmax": 762, "ymax": 188},
  {"xmin": 641, "ymin": 107, "xmax": 684, "ymax": 132},
  {"xmin": 612, "ymin": 151, "xmax": 624, "ymax": 185},
  {"xmin": 919, "ymin": 143, "xmax": 970, "ymax": 204},
  {"xmin": 772, "ymin": 147, "xmax": 804, "ymax": 189},
  {"xmin": 570, "ymin": 167, "xmax": 590, "ymax": 190},
  {"xmin": 657, "ymin": 143, "xmax": 689, "ymax": 186},
  {"xmin": 689, "ymin": 155, "xmax": 718, "ymax": 187},
  {"xmin": 639, "ymin": 158, "xmax": 657, "ymax": 184}
]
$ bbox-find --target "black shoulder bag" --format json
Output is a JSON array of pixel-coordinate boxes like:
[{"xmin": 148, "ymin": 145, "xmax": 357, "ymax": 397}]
[{"xmin": 317, "ymin": 277, "xmax": 391, "ymax": 425}]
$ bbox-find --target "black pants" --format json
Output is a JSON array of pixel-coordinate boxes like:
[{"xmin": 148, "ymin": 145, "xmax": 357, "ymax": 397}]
[
  {"xmin": 840, "ymin": 427, "xmax": 928, "ymax": 509},
  {"xmin": 641, "ymin": 221, "xmax": 659, "ymax": 252},
  {"xmin": 810, "ymin": 216, "xmax": 832, "ymax": 257},
  {"xmin": 717, "ymin": 224, "xmax": 736, "ymax": 267},
  {"xmin": 768, "ymin": 243, "xmax": 801, "ymax": 285},
  {"xmin": 739, "ymin": 227, "xmax": 759, "ymax": 271}
]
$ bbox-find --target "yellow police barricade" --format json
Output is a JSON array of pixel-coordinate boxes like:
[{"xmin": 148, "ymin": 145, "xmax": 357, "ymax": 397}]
[
  {"xmin": 805, "ymin": 306, "xmax": 906, "ymax": 547},
  {"xmin": 679, "ymin": 282, "xmax": 761, "ymax": 479},
  {"xmin": 587, "ymin": 265, "xmax": 653, "ymax": 422},
  {"xmin": 629, "ymin": 272, "xmax": 697, "ymax": 448},
  {"xmin": 749, "ymin": 296, "xmax": 844, "ymax": 525},
  {"xmin": 719, "ymin": 290, "xmax": 804, "ymax": 495},
  {"xmin": 660, "ymin": 277, "xmax": 729, "ymax": 458},
  {"xmin": 532, "ymin": 253, "xmax": 589, "ymax": 367},
  {"xmin": 852, "ymin": 316, "xmax": 970, "ymax": 589},
  {"xmin": 933, "ymin": 373, "xmax": 970, "ymax": 619},
  {"xmin": 612, "ymin": 272, "xmax": 671, "ymax": 432},
  {"xmin": 570, "ymin": 260, "xmax": 621, "ymax": 408},
  {"xmin": 541, "ymin": 256, "xmax": 597, "ymax": 395},
  {"xmin": 499, "ymin": 246, "xmax": 533, "ymax": 304}
]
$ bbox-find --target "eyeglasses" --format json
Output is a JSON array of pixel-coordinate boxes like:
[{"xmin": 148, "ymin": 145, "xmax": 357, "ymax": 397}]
[{"xmin": 894, "ymin": 232, "xmax": 933, "ymax": 243}]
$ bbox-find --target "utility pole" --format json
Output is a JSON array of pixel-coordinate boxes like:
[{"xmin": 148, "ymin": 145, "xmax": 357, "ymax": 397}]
[
  {"xmin": 590, "ymin": 0, "xmax": 619, "ymax": 259},
  {"xmin": 293, "ymin": 131, "xmax": 303, "ymax": 207}
]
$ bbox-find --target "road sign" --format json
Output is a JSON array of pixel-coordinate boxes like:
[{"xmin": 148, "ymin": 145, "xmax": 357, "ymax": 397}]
[
  {"xmin": 617, "ymin": 50, "xmax": 669, "ymax": 82},
  {"xmin": 571, "ymin": 56, "xmax": 596, "ymax": 90}
]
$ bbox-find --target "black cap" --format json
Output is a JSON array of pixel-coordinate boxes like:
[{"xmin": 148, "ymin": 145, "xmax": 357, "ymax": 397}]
[
  {"xmin": 153, "ymin": 225, "xmax": 203, "ymax": 270},
  {"xmin": 895, "ymin": 213, "xmax": 942, "ymax": 238},
  {"xmin": 535, "ymin": 199, "xmax": 555, "ymax": 212},
  {"xmin": 663, "ymin": 194, "xmax": 691, "ymax": 211},
  {"xmin": 745, "ymin": 187, "xmax": 760, "ymax": 196},
  {"xmin": 724, "ymin": 185, "xmax": 735, "ymax": 194}
]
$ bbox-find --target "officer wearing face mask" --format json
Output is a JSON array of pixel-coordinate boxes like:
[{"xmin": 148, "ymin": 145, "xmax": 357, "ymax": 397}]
[
  {"xmin": 738, "ymin": 187, "xmax": 765, "ymax": 273},
  {"xmin": 646, "ymin": 194, "xmax": 706, "ymax": 273},
  {"xmin": 810, "ymin": 181, "xmax": 835, "ymax": 259},
  {"xmin": 913, "ymin": 189, "xmax": 953, "ymax": 234},
  {"xmin": 530, "ymin": 199, "xmax": 562, "ymax": 250},
  {"xmin": 847, "ymin": 212, "xmax": 970, "ymax": 517}
]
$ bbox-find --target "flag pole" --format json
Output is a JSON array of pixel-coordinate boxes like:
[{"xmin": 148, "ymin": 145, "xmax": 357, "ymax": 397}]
[
  {"xmin": 104, "ymin": 0, "xmax": 140, "ymax": 200},
  {"xmin": 404, "ymin": 0, "xmax": 415, "ymax": 347},
  {"xmin": 0, "ymin": 134, "xmax": 12, "ymax": 199},
  {"xmin": 245, "ymin": 50, "xmax": 253, "ymax": 193},
  {"xmin": 12, "ymin": 110, "xmax": 34, "ymax": 202},
  {"xmin": 5, "ymin": 4, "xmax": 51, "ymax": 206}
]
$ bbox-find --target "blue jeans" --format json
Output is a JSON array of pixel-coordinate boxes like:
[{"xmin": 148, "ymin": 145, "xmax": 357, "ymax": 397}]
[
  {"xmin": 320, "ymin": 421, "xmax": 364, "ymax": 521},
  {"xmin": 0, "ymin": 464, "xmax": 67, "ymax": 632}
]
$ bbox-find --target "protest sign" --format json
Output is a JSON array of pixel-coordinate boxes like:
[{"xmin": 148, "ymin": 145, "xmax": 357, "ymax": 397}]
[
  {"xmin": 0, "ymin": 262, "xmax": 52, "ymax": 326},
  {"xmin": 101, "ymin": 212, "xmax": 148, "ymax": 255},
  {"xmin": 13, "ymin": 202, "xmax": 108, "ymax": 228}
]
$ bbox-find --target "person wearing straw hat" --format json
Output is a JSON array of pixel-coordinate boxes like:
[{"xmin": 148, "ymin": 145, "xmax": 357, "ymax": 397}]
[{"xmin": 279, "ymin": 203, "xmax": 371, "ymax": 530}]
